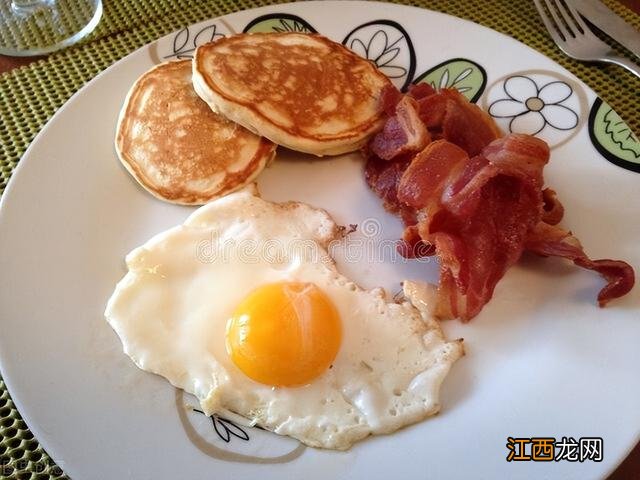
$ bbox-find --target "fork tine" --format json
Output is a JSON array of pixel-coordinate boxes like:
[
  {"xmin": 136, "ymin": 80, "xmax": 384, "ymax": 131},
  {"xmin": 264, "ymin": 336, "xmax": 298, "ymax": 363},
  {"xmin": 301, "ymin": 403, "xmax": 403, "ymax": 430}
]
[
  {"xmin": 542, "ymin": 0, "xmax": 573, "ymax": 39},
  {"xmin": 564, "ymin": 1, "xmax": 591, "ymax": 33},
  {"xmin": 550, "ymin": 0, "xmax": 580, "ymax": 35},
  {"xmin": 533, "ymin": 0, "xmax": 566, "ymax": 45}
]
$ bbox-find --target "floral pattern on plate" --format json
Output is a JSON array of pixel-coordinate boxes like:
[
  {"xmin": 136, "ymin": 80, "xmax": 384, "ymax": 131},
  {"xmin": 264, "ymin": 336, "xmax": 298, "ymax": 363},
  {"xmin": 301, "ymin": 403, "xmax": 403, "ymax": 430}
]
[
  {"xmin": 484, "ymin": 72, "xmax": 586, "ymax": 148},
  {"xmin": 150, "ymin": 20, "xmax": 232, "ymax": 62},
  {"xmin": 243, "ymin": 13, "xmax": 316, "ymax": 33},
  {"xmin": 589, "ymin": 98, "xmax": 640, "ymax": 173},
  {"xmin": 192, "ymin": 409, "xmax": 250, "ymax": 443},
  {"xmin": 413, "ymin": 58, "xmax": 487, "ymax": 103},
  {"xmin": 176, "ymin": 390, "xmax": 305, "ymax": 464},
  {"xmin": 343, "ymin": 20, "xmax": 416, "ymax": 91}
]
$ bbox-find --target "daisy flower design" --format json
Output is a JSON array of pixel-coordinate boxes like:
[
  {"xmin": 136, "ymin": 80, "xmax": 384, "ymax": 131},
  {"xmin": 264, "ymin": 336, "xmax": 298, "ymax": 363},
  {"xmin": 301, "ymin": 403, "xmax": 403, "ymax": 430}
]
[{"xmin": 489, "ymin": 75, "xmax": 578, "ymax": 135}]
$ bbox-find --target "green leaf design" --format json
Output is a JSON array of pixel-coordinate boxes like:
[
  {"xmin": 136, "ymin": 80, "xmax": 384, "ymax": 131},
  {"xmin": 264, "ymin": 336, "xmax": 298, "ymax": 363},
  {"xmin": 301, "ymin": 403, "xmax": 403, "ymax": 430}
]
[
  {"xmin": 413, "ymin": 58, "xmax": 487, "ymax": 103},
  {"xmin": 589, "ymin": 98, "xmax": 640, "ymax": 173},
  {"xmin": 243, "ymin": 14, "xmax": 316, "ymax": 34}
]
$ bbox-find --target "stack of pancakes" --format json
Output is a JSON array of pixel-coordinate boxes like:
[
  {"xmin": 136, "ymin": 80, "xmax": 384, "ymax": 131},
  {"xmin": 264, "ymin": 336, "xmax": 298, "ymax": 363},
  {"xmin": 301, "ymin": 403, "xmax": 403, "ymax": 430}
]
[{"xmin": 116, "ymin": 32, "xmax": 391, "ymax": 205}]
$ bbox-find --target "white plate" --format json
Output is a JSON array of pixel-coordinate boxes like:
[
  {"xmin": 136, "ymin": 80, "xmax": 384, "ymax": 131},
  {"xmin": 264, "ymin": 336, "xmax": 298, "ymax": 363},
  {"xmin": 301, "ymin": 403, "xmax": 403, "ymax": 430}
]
[{"xmin": 1, "ymin": 2, "xmax": 638, "ymax": 479}]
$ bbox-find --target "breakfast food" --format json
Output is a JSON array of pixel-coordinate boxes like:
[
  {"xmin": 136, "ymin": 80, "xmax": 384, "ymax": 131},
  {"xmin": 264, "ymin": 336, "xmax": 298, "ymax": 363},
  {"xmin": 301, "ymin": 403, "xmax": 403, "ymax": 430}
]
[
  {"xmin": 370, "ymin": 84, "xmax": 501, "ymax": 161},
  {"xmin": 365, "ymin": 84, "xmax": 635, "ymax": 320},
  {"xmin": 192, "ymin": 33, "xmax": 391, "ymax": 156},
  {"xmin": 115, "ymin": 60, "xmax": 276, "ymax": 205},
  {"xmin": 108, "ymin": 29, "xmax": 637, "ymax": 453},
  {"xmin": 105, "ymin": 186, "xmax": 463, "ymax": 450}
]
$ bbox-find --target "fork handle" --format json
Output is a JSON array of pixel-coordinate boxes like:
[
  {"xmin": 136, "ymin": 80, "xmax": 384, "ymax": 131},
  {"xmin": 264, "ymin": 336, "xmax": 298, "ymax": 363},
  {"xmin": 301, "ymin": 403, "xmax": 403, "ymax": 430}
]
[{"xmin": 602, "ymin": 54, "xmax": 640, "ymax": 79}]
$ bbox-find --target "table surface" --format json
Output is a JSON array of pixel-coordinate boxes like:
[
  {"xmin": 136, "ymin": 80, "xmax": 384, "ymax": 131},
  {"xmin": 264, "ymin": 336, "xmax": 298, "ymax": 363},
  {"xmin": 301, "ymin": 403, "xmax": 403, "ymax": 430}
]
[{"xmin": 0, "ymin": 1, "xmax": 638, "ymax": 479}]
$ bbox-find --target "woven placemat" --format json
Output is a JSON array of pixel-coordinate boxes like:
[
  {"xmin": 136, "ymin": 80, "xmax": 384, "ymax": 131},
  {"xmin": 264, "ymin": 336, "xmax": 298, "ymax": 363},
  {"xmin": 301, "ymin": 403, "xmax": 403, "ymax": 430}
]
[{"xmin": 1, "ymin": 0, "xmax": 638, "ymax": 478}]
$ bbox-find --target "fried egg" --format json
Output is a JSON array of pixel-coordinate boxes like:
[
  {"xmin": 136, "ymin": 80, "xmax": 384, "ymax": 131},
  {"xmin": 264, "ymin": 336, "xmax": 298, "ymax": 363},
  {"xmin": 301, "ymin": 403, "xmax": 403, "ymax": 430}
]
[{"xmin": 105, "ymin": 185, "xmax": 463, "ymax": 450}]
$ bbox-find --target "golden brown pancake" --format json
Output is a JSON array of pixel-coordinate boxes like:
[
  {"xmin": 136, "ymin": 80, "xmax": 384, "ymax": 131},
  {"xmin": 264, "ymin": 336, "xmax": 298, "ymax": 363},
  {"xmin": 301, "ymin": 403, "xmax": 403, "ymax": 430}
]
[
  {"xmin": 116, "ymin": 60, "xmax": 276, "ymax": 205},
  {"xmin": 192, "ymin": 33, "xmax": 391, "ymax": 156}
]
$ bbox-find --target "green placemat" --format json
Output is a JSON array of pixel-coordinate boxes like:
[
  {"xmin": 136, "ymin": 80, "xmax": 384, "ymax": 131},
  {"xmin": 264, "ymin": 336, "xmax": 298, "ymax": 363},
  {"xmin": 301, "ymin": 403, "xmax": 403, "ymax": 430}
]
[{"xmin": 0, "ymin": 0, "xmax": 638, "ymax": 478}]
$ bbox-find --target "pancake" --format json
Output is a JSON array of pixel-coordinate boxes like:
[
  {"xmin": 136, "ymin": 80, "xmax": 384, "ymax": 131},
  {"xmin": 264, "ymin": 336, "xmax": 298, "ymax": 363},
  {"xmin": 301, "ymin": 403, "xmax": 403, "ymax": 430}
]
[
  {"xmin": 192, "ymin": 33, "xmax": 391, "ymax": 156},
  {"xmin": 116, "ymin": 60, "xmax": 276, "ymax": 205}
]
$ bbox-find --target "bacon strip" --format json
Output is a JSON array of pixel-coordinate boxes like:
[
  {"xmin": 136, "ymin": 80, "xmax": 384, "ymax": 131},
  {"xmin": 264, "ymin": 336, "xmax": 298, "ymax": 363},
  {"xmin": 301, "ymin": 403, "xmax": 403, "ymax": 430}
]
[
  {"xmin": 364, "ymin": 153, "xmax": 411, "ymax": 216},
  {"xmin": 407, "ymin": 83, "xmax": 436, "ymax": 100},
  {"xmin": 380, "ymin": 83, "xmax": 404, "ymax": 115},
  {"xmin": 398, "ymin": 135, "xmax": 549, "ymax": 321},
  {"xmin": 410, "ymin": 88, "xmax": 501, "ymax": 156},
  {"xmin": 372, "ymin": 85, "xmax": 500, "ymax": 162},
  {"xmin": 371, "ymin": 91, "xmax": 429, "ymax": 161},
  {"xmin": 525, "ymin": 222, "xmax": 635, "ymax": 306},
  {"xmin": 541, "ymin": 188, "xmax": 564, "ymax": 225},
  {"xmin": 364, "ymin": 89, "xmax": 635, "ymax": 320}
]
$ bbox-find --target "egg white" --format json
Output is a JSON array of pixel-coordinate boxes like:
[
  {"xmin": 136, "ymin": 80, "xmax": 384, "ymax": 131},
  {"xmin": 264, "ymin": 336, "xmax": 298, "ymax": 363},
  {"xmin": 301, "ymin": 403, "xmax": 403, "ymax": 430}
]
[{"xmin": 105, "ymin": 185, "xmax": 463, "ymax": 450}]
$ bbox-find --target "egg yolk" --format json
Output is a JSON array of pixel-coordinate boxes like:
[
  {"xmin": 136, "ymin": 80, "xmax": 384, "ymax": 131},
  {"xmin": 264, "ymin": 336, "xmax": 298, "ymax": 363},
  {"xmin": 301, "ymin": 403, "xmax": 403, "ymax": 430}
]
[{"xmin": 226, "ymin": 282, "xmax": 342, "ymax": 387}]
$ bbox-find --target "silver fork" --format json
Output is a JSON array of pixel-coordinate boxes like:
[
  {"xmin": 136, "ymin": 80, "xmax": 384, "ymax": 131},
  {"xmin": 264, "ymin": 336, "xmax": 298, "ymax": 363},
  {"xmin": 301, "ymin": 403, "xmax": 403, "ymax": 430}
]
[{"xmin": 533, "ymin": 0, "xmax": 640, "ymax": 78}]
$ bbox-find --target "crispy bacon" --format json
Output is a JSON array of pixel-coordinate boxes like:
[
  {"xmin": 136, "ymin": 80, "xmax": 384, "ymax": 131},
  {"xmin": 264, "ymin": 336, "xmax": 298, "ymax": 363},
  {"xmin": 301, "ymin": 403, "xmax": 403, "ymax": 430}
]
[
  {"xmin": 364, "ymin": 148, "xmax": 434, "ymax": 258},
  {"xmin": 525, "ymin": 222, "xmax": 635, "ymax": 306},
  {"xmin": 364, "ymin": 152, "xmax": 411, "ymax": 216},
  {"xmin": 541, "ymin": 188, "xmax": 564, "ymax": 225},
  {"xmin": 365, "ymin": 89, "xmax": 635, "ymax": 320},
  {"xmin": 407, "ymin": 83, "xmax": 436, "ymax": 100},
  {"xmin": 371, "ymin": 93, "xmax": 429, "ymax": 161},
  {"xmin": 398, "ymin": 135, "xmax": 549, "ymax": 320},
  {"xmin": 410, "ymin": 88, "xmax": 501, "ymax": 156},
  {"xmin": 398, "ymin": 140, "xmax": 468, "ymax": 210},
  {"xmin": 441, "ymin": 91, "xmax": 502, "ymax": 157},
  {"xmin": 397, "ymin": 225, "xmax": 435, "ymax": 258},
  {"xmin": 380, "ymin": 83, "xmax": 404, "ymax": 115},
  {"xmin": 372, "ymin": 85, "xmax": 500, "ymax": 162}
]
